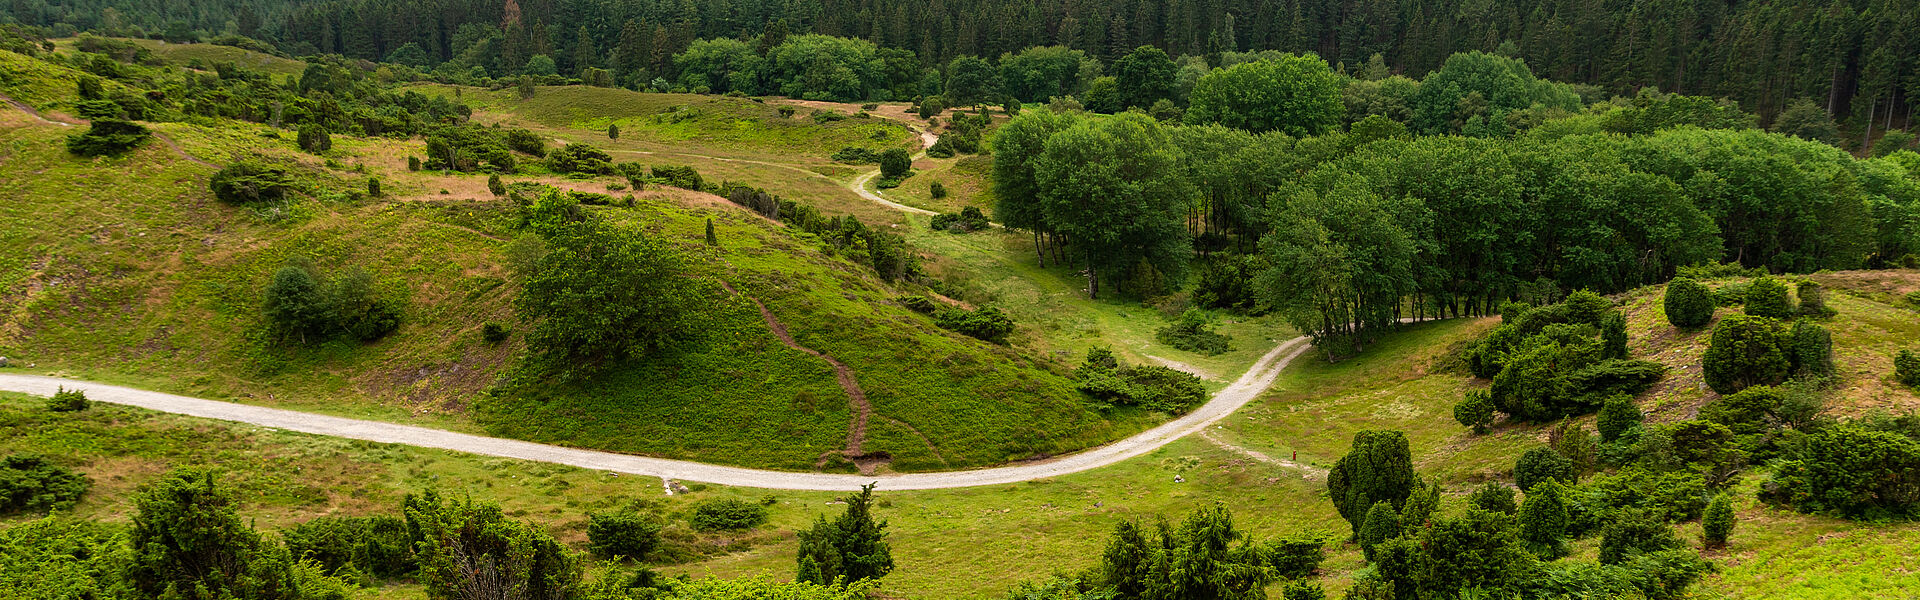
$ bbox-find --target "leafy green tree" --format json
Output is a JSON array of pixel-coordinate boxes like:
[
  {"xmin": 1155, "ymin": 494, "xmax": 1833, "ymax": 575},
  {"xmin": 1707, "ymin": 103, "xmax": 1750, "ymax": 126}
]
[
  {"xmin": 705, "ymin": 218, "xmax": 718, "ymax": 246},
  {"xmin": 127, "ymin": 468, "xmax": 300, "ymax": 600},
  {"xmin": 1468, "ymin": 482, "xmax": 1517, "ymax": 515},
  {"xmin": 991, "ymin": 107, "xmax": 1079, "ymax": 266},
  {"xmin": 1517, "ymin": 480, "xmax": 1571, "ymax": 559},
  {"xmin": 515, "ymin": 193, "xmax": 697, "ymax": 374},
  {"xmin": 1409, "ymin": 51, "xmax": 1579, "ymax": 135},
  {"xmin": 1082, "ymin": 76, "xmax": 1122, "ymax": 113},
  {"xmin": 1418, "ymin": 508, "xmax": 1539, "ymax": 595},
  {"xmin": 943, "ymin": 56, "xmax": 999, "ymax": 106},
  {"xmin": 1598, "ymin": 508, "xmax": 1682, "ymax": 565},
  {"xmin": 1281, "ymin": 581, "xmax": 1327, "ymax": 600},
  {"xmin": 997, "ymin": 45, "xmax": 1097, "ymax": 103},
  {"xmin": 383, "ymin": 42, "xmax": 430, "ymax": 66},
  {"xmin": 1743, "ymin": 277, "xmax": 1794, "ymax": 318},
  {"xmin": 1111, "ymin": 46, "xmax": 1176, "ymax": 110},
  {"xmin": 1662, "ymin": 277, "xmax": 1715, "ymax": 329},
  {"xmin": 1328, "ymin": 430, "xmax": 1416, "ymax": 537},
  {"xmin": 1515, "ymin": 447, "xmax": 1574, "ymax": 491},
  {"xmin": 1702, "ymin": 494, "xmax": 1734, "ymax": 548},
  {"xmin": 1033, "ymin": 112, "xmax": 1191, "ymax": 298},
  {"xmin": 523, "ymin": 54, "xmax": 558, "ymax": 75},
  {"xmin": 1770, "ymin": 98, "xmax": 1840, "ymax": 145},
  {"xmin": 1257, "ymin": 176, "xmax": 1414, "ymax": 359},
  {"xmin": 1183, "ymin": 54, "xmax": 1343, "ymax": 136},
  {"xmin": 1702, "ymin": 315, "xmax": 1789, "ymax": 394},
  {"xmin": 796, "ymin": 483, "xmax": 892, "ymax": 585},
  {"xmin": 1357, "ymin": 501, "xmax": 1401, "ymax": 561},
  {"xmin": 608, "ymin": 123, "xmax": 619, "ymax": 139},
  {"xmin": 1154, "ymin": 504, "xmax": 1273, "ymax": 600},
  {"xmin": 264, "ymin": 265, "xmax": 331, "ymax": 343},
  {"xmin": 406, "ymin": 490, "xmax": 581, "ymax": 600},
  {"xmin": 586, "ymin": 511, "xmax": 661, "ymax": 558},
  {"xmin": 1597, "ymin": 395, "xmax": 1644, "ymax": 444},
  {"xmin": 1454, "ymin": 389, "xmax": 1495, "ymax": 434},
  {"xmin": 1099, "ymin": 520, "xmax": 1152, "ymax": 600}
]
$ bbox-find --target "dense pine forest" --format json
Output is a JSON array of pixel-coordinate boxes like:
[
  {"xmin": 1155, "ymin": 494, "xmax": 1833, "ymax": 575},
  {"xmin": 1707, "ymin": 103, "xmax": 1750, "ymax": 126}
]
[{"xmin": 5, "ymin": 0, "xmax": 1917, "ymax": 128}]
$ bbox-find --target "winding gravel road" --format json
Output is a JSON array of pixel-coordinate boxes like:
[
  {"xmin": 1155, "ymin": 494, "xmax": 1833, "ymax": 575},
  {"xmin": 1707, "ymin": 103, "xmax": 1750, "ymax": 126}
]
[{"xmin": 0, "ymin": 336, "xmax": 1310, "ymax": 491}]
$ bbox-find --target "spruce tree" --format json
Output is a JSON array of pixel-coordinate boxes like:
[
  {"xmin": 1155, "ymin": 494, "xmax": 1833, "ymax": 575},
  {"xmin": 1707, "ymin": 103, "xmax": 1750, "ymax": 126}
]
[
  {"xmin": 1788, "ymin": 320, "xmax": 1833, "ymax": 376},
  {"xmin": 1599, "ymin": 508, "xmax": 1681, "ymax": 564},
  {"xmin": 795, "ymin": 483, "xmax": 893, "ymax": 585},
  {"xmin": 1328, "ymin": 430, "xmax": 1416, "ymax": 537},
  {"xmin": 704, "ymin": 218, "xmax": 718, "ymax": 246},
  {"xmin": 127, "ymin": 468, "xmax": 296, "ymax": 600},
  {"xmin": 1702, "ymin": 493, "xmax": 1734, "ymax": 548}
]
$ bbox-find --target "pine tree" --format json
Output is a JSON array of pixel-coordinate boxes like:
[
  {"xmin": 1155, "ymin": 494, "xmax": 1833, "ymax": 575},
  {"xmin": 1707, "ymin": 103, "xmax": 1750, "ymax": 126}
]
[
  {"xmin": 1601, "ymin": 312, "xmax": 1629, "ymax": 360},
  {"xmin": 571, "ymin": 26, "xmax": 597, "ymax": 77},
  {"xmin": 794, "ymin": 483, "xmax": 893, "ymax": 585},
  {"xmin": 1328, "ymin": 430, "xmax": 1416, "ymax": 537},
  {"xmin": 1702, "ymin": 493, "xmax": 1735, "ymax": 548},
  {"xmin": 704, "ymin": 218, "xmax": 717, "ymax": 246},
  {"xmin": 1517, "ymin": 480, "xmax": 1570, "ymax": 559}
]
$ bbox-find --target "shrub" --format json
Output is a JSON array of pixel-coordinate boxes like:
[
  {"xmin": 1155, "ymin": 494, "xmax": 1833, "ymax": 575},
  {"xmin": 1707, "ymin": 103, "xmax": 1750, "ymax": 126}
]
[
  {"xmin": 1600, "ymin": 312, "xmax": 1629, "ymax": 360},
  {"xmin": 1453, "ymin": 389, "xmax": 1495, "ymax": 434},
  {"xmin": 1468, "ymin": 482, "xmax": 1517, "ymax": 515},
  {"xmin": 1743, "ymin": 277, "xmax": 1794, "ymax": 319},
  {"xmin": 127, "ymin": 468, "xmax": 293, "ymax": 599},
  {"xmin": 44, "ymin": 386, "xmax": 89, "ymax": 412},
  {"xmin": 1597, "ymin": 394, "xmax": 1643, "ymax": 444},
  {"xmin": 1795, "ymin": 280, "xmax": 1833, "ymax": 318},
  {"xmin": 210, "ymin": 161, "xmax": 296, "ymax": 204},
  {"xmin": 408, "ymin": 156, "xmax": 421, "ymax": 171},
  {"xmin": 1711, "ymin": 282, "xmax": 1749, "ymax": 307},
  {"xmin": 1896, "ymin": 349, "xmax": 1920, "ymax": 388},
  {"xmin": 1563, "ymin": 289, "xmax": 1612, "ymax": 325},
  {"xmin": 488, "ymin": 174, "xmax": 506, "ymax": 196},
  {"xmin": 65, "ymin": 119, "xmax": 150, "ymax": 156},
  {"xmin": 1763, "ymin": 424, "xmax": 1920, "ymax": 518},
  {"xmin": 652, "ymin": 165, "xmax": 705, "ymax": 190},
  {"xmin": 934, "ymin": 306, "xmax": 1015, "ymax": 344},
  {"xmin": 879, "ymin": 148, "xmax": 912, "ymax": 179},
  {"xmin": 1517, "ymin": 480, "xmax": 1571, "ymax": 559},
  {"xmin": 777, "ymin": 105, "xmax": 796, "ymax": 118},
  {"xmin": 516, "ymin": 202, "xmax": 695, "ymax": 372},
  {"xmin": 367, "ymin": 177, "xmax": 381, "ymax": 197},
  {"xmin": 1702, "ymin": 315, "xmax": 1789, "ymax": 394},
  {"xmin": 546, "ymin": 143, "xmax": 614, "ymax": 175},
  {"xmin": 925, "ymin": 136, "xmax": 956, "ymax": 158},
  {"xmin": 1788, "ymin": 320, "xmax": 1833, "ymax": 376},
  {"xmin": 1662, "ymin": 277, "xmax": 1714, "ymax": 328},
  {"xmin": 407, "ymin": 491, "xmax": 581, "ymax": 598},
  {"xmin": 1154, "ymin": 309, "xmax": 1232, "ymax": 355},
  {"xmin": 608, "ymin": 123, "xmax": 619, "ymax": 139},
  {"xmin": 264, "ymin": 265, "xmax": 332, "ymax": 341},
  {"xmin": 1329, "ymin": 430, "xmax": 1415, "ymax": 537},
  {"xmin": 296, "ymin": 123, "xmax": 332, "ymax": 153},
  {"xmin": 1282, "ymin": 581, "xmax": 1326, "ymax": 600},
  {"xmin": 691, "ymin": 498, "xmax": 769, "ymax": 531},
  {"xmin": 586, "ymin": 511, "xmax": 660, "ymax": 559},
  {"xmin": 1515, "ymin": 447, "xmax": 1574, "ymax": 491},
  {"xmin": 264, "ymin": 263, "xmax": 403, "ymax": 344},
  {"xmin": 1076, "ymin": 365, "xmax": 1206, "ymax": 413},
  {"xmin": 503, "ymin": 128, "xmax": 547, "ymax": 156},
  {"xmin": 1266, "ymin": 535, "xmax": 1326, "ymax": 578},
  {"xmin": 284, "ymin": 515, "xmax": 415, "ymax": 577},
  {"xmin": 810, "ymin": 109, "xmax": 846, "ymax": 123},
  {"xmin": 482, "ymin": 322, "xmax": 510, "ymax": 343},
  {"xmin": 1598, "ymin": 509, "xmax": 1682, "ymax": 565},
  {"xmin": 1582, "ymin": 467, "xmax": 1710, "ymax": 522},
  {"xmin": 1701, "ymin": 494, "xmax": 1734, "ymax": 548},
  {"xmin": 0, "ymin": 454, "xmax": 91, "ymax": 513},
  {"xmin": 795, "ymin": 483, "xmax": 892, "ymax": 585},
  {"xmin": 831, "ymin": 147, "xmax": 881, "ymax": 163},
  {"xmin": 896, "ymin": 295, "xmax": 937, "ymax": 314},
  {"xmin": 929, "ymin": 181, "xmax": 947, "ymax": 198},
  {"xmin": 1357, "ymin": 501, "xmax": 1401, "ymax": 561}
]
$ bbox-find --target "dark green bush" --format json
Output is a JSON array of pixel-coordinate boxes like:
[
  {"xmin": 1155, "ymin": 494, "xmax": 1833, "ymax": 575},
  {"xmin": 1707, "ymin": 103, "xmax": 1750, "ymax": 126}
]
[
  {"xmin": 896, "ymin": 295, "xmax": 937, "ymax": 314},
  {"xmin": 929, "ymin": 181, "xmax": 948, "ymax": 198},
  {"xmin": 0, "ymin": 454, "xmax": 91, "ymax": 514},
  {"xmin": 264, "ymin": 264, "xmax": 404, "ymax": 344},
  {"xmin": 283, "ymin": 515, "xmax": 415, "ymax": 577},
  {"xmin": 1763, "ymin": 424, "xmax": 1920, "ymax": 519},
  {"xmin": 296, "ymin": 123, "xmax": 332, "ymax": 153},
  {"xmin": 1743, "ymin": 277, "xmax": 1794, "ymax": 318},
  {"xmin": 1788, "ymin": 320, "xmax": 1833, "ymax": 376},
  {"xmin": 1357, "ymin": 501, "xmax": 1401, "ymax": 561},
  {"xmin": 1154, "ymin": 309, "xmax": 1232, "ymax": 355},
  {"xmin": 1711, "ymin": 281, "xmax": 1749, "ymax": 307},
  {"xmin": 830, "ymin": 146, "xmax": 880, "ymax": 163},
  {"xmin": 1598, "ymin": 508, "xmax": 1682, "ymax": 565},
  {"xmin": 1795, "ymin": 280, "xmax": 1834, "ymax": 318},
  {"xmin": 1579, "ymin": 467, "xmax": 1709, "ymax": 522},
  {"xmin": 482, "ymin": 322, "xmax": 510, "ymax": 343},
  {"xmin": 1596, "ymin": 394, "xmax": 1644, "ymax": 444},
  {"xmin": 651, "ymin": 165, "xmax": 705, "ymax": 190},
  {"xmin": 211, "ymin": 161, "xmax": 297, "ymax": 205},
  {"xmin": 65, "ymin": 119, "xmax": 150, "ymax": 156},
  {"xmin": 1701, "ymin": 494, "xmax": 1733, "ymax": 548},
  {"xmin": 44, "ymin": 386, "xmax": 89, "ymax": 412},
  {"xmin": 1515, "ymin": 447, "xmax": 1575, "ymax": 491},
  {"xmin": 545, "ymin": 143, "xmax": 614, "ymax": 175},
  {"xmin": 1661, "ymin": 277, "xmax": 1714, "ymax": 329},
  {"xmin": 1076, "ymin": 365, "xmax": 1206, "ymax": 413},
  {"xmin": 1896, "ymin": 349, "xmax": 1920, "ymax": 388},
  {"xmin": 1563, "ymin": 289, "xmax": 1612, "ymax": 325},
  {"xmin": 424, "ymin": 125, "xmax": 519, "ymax": 172},
  {"xmin": 1266, "ymin": 535, "xmax": 1326, "ymax": 579},
  {"xmin": 1702, "ymin": 315, "xmax": 1789, "ymax": 394},
  {"xmin": 1454, "ymin": 389, "xmax": 1495, "ymax": 434},
  {"xmin": 934, "ymin": 306, "xmax": 1015, "ymax": 344},
  {"xmin": 690, "ymin": 498, "xmax": 769, "ymax": 531},
  {"xmin": 407, "ymin": 156, "xmax": 421, "ymax": 171},
  {"xmin": 587, "ymin": 511, "xmax": 660, "ymax": 559},
  {"xmin": 879, "ymin": 148, "xmax": 912, "ymax": 179},
  {"xmin": 1468, "ymin": 482, "xmax": 1517, "ymax": 515},
  {"xmin": 504, "ymin": 128, "xmax": 546, "ymax": 156}
]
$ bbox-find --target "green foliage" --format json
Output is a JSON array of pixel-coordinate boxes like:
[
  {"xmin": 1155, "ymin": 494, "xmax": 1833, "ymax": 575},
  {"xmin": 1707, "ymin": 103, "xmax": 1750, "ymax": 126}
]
[
  {"xmin": 425, "ymin": 125, "xmax": 519, "ymax": 173},
  {"xmin": 65, "ymin": 119, "xmax": 150, "ymax": 157},
  {"xmin": 587, "ymin": 511, "xmax": 661, "ymax": 559},
  {"xmin": 1410, "ymin": 51, "xmax": 1579, "ymax": 135},
  {"xmin": 1662, "ymin": 277, "xmax": 1715, "ymax": 329},
  {"xmin": 546, "ymin": 143, "xmax": 614, "ymax": 175},
  {"xmin": 1468, "ymin": 482, "xmax": 1517, "ymax": 515},
  {"xmin": 932, "ymin": 306, "xmax": 1015, "ymax": 344},
  {"xmin": 504, "ymin": 128, "xmax": 547, "ymax": 157},
  {"xmin": 1281, "ymin": 580, "xmax": 1326, "ymax": 600},
  {"xmin": 1517, "ymin": 480, "xmax": 1571, "ymax": 559},
  {"xmin": 283, "ymin": 515, "xmax": 415, "ymax": 578},
  {"xmin": 651, "ymin": 165, "xmax": 705, "ymax": 190},
  {"xmin": 1033, "ymin": 112, "xmax": 1190, "ymax": 299},
  {"xmin": 210, "ymin": 160, "xmax": 297, "ymax": 205},
  {"xmin": 263, "ymin": 264, "xmax": 403, "ymax": 344},
  {"xmin": 1580, "ymin": 467, "xmax": 1709, "ymax": 523},
  {"xmin": 1788, "ymin": 320, "xmax": 1833, "ymax": 376},
  {"xmin": 1598, "ymin": 508, "xmax": 1683, "ymax": 565},
  {"xmin": 1771, "ymin": 98, "xmax": 1840, "ymax": 145},
  {"xmin": 1743, "ymin": 277, "xmax": 1794, "ymax": 319},
  {"xmin": 1763, "ymin": 424, "xmax": 1920, "ymax": 519},
  {"xmin": 1265, "ymin": 535, "xmax": 1327, "ymax": 579},
  {"xmin": 515, "ymin": 196, "xmax": 696, "ymax": 374},
  {"xmin": 1183, "ymin": 54, "xmax": 1343, "ymax": 136},
  {"xmin": 1895, "ymin": 349, "xmax": 1920, "ymax": 387},
  {"xmin": 295, "ymin": 122, "xmax": 332, "ymax": 154},
  {"xmin": 263, "ymin": 265, "xmax": 331, "ymax": 341},
  {"xmin": 482, "ymin": 322, "xmax": 510, "ymax": 343},
  {"xmin": 44, "ymin": 386, "xmax": 90, "ymax": 412},
  {"xmin": 1702, "ymin": 494, "xmax": 1734, "ymax": 549},
  {"xmin": 1702, "ymin": 315, "xmax": 1789, "ymax": 394},
  {"xmin": 830, "ymin": 146, "xmax": 880, "ymax": 163},
  {"xmin": 1600, "ymin": 312, "xmax": 1629, "ymax": 360},
  {"xmin": 1075, "ymin": 364, "xmax": 1207, "ymax": 413},
  {"xmin": 1563, "ymin": 289, "xmax": 1612, "ymax": 325},
  {"xmin": 1086, "ymin": 504, "xmax": 1274, "ymax": 600},
  {"xmin": 127, "ymin": 467, "xmax": 303, "ymax": 600},
  {"xmin": 879, "ymin": 147, "xmax": 913, "ymax": 180},
  {"xmin": 408, "ymin": 156, "xmax": 422, "ymax": 171},
  {"xmin": 690, "ymin": 499, "xmax": 768, "ymax": 531},
  {"xmin": 406, "ymin": 490, "xmax": 582, "ymax": 600},
  {"xmin": 1597, "ymin": 395, "xmax": 1643, "ymax": 444},
  {"xmin": 1358, "ymin": 501, "xmax": 1401, "ymax": 561},
  {"xmin": 0, "ymin": 454, "xmax": 90, "ymax": 514},
  {"xmin": 488, "ymin": 174, "xmax": 506, "ymax": 196},
  {"xmin": 1454, "ymin": 389, "xmax": 1495, "ymax": 434},
  {"xmin": 1328, "ymin": 430, "xmax": 1415, "ymax": 537},
  {"xmin": 1515, "ymin": 447, "xmax": 1574, "ymax": 491},
  {"xmin": 366, "ymin": 177, "xmax": 381, "ymax": 197},
  {"xmin": 929, "ymin": 181, "xmax": 947, "ymax": 199},
  {"xmin": 930, "ymin": 206, "xmax": 990, "ymax": 233},
  {"xmin": 1154, "ymin": 309, "xmax": 1232, "ymax": 355},
  {"xmin": 704, "ymin": 218, "xmax": 718, "ymax": 246},
  {"xmin": 1795, "ymin": 280, "xmax": 1834, "ymax": 318},
  {"xmin": 607, "ymin": 123, "xmax": 619, "ymax": 139},
  {"xmin": 795, "ymin": 483, "xmax": 892, "ymax": 585}
]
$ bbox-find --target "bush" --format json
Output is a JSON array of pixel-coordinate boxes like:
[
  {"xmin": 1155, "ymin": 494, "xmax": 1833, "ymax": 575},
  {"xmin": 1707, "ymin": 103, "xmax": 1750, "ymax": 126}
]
[
  {"xmin": 482, "ymin": 322, "xmax": 510, "ymax": 343},
  {"xmin": 924, "ymin": 136, "xmax": 956, "ymax": 158},
  {"xmin": 296, "ymin": 123, "xmax": 332, "ymax": 153},
  {"xmin": 127, "ymin": 468, "xmax": 294, "ymax": 599},
  {"xmin": 488, "ymin": 174, "xmax": 506, "ymax": 196},
  {"xmin": 810, "ymin": 109, "xmax": 846, "ymax": 123},
  {"xmin": 1076, "ymin": 365, "xmax": 1207, "ymax": 413},
  {"xmin": 1896, "ymin": 349, "xmax": 1920, "ymax": 388},
  {"xmin": 1266, "ymin": 535, "xmax": 1325, "ymax": 579},
  {"xmin": 1763, "ymin": 424, "xmax": 1920, "ymax": 518},
  {"xmin": 1711, "ymin": 282, "xmax": 1749, "ymax": 307},
  {"xmin": 1601, "ymin": 312, "xmax": 1629, "ymax": 360},
  {"xmin": 1357, "ymin": 501, "xmax": 1401, "ymax": 561},
  {"xmin": 407, "ymin": 491, "xmax": 581, "ymax": 598},
  {"xmin": 44, "ymin": 386, "xmax": 89, "ymax": 412},
  {"xmin": 929, "ymin": 181, "xmax": 947, "ymax": 198},
  {"xmin": 408, "ymin": 156, "xmax": 421, "ymax": 171},
  {"xmin": 65, "ymin": 119, "xmax": 150, "ymax": 156},
  {"xmin": 367, "ymin": 177, "xmax": 381, "ymax": 197},
  {"xmin": 1328, "ymin": 430, "xmax": 1415, "ymax": 537},
  {"xmin": 1154, "ymin": 309, "xmax": 1232, "ymax": 355},
  {"xmin": 1788, "ymin": 320, "xmax": 1833, "ymax": 376},
  {"xmin": 1468, "ymin": 482, "xmax": 1517, "ymax": 515},
  {"xmin": 1744, "ymin": 277, "xmax": 1794, "ymax": 318},
  {"xmin": 1518, "ymin": 480, "xmax": 1571, "ymax": 559},
  {"xmin": 1454, "ymin": 389, "xmax": 1495, "ymax": 434},
  {"xmin": 264, "ymin": 264, "xmax": 403, "ymax": 344},
  {"xmin": 1598, "ymin": 509, "xmax": 1682, "ymax": 565},
  {"xmin": 1564, "ymin": 289, "xmax": 1612, "ymax": 325},
  {"xmin": 831, "ymin": 147, "xmax": 881, "ymax": 163},
  {"xmin": 607, "ymin": 123, "xmax": 619, "ymax": 139},
  {"xmin": 896, "ymin": 295, "xmax": 937, "ymax": 314},
  {"xmin": 546, "ymin": 143, "xmax": 614, "ymax": 175},
  {"xmin": 586, "ymin": 511, "xmax": 660, "ymax": 559},
  {"xmin": 1662, "ymin": 277, "xmax": 1714, "ymax": 328},
  {"xmin": 210, "ymin": 160, "xmax": 296, "ymax": 204},
  {"xmin": 777, "ymin": 105, "xmax": 797, "ymax": 118},
  {"xmin": 652, "ymin": 165, "xmax": 705, "ymax": 190},
  {"xmin": 934, "ymin": 306, "xmax": 1015, "ymax": 344},
  {"xmin": 1701, "ymin": 494, "xmax": 1734, "ymax": 548},
  {"xmin": 283, "ymin": 515, "xmax": 415, "ymax": 577},
  {"xmin": 795, "ymin": 483, "xmax": 892, "ymax": 585},
  {"xmin": 1702, "ymin": 315, "xmax": 1789, "ymax": 394},
  {"xmin": 1515, "ymin": 447, "xmax": 1574, "ymax": 491},
  {"xmin": 0, "ymin": 454, "xmax": 91, "ymax": 513},
  {"xmin": 1581, "ymin": 467, "xmax": 1710, "ymax": 522},
  {"xmin": 264, "ymin": 265, "xmax": 332, "ymax": 342},
  {"xmin": 1795, "ymin": 280, "xmax": 1834, "ymax": 318},
  {"xmin": 503, "ymin": 128, "xmax": 546, "ymax": 156},
  {"xmin": 516, "ymin": 201, "xmax": 695, "ymax": 372},
  {"xmin": 879, "ymin": 148, "xmax": 912, "ymax": 179},
  {"xmin": 1597, "ymin": 395, "xmax": 1643, "ymax": 444},
  {"xmin": 691, "ymin": 498, "xmax": 769, "ymax": 531},
  {"xmin": 930, "ymin": 206, "xmax": 990, "ymax": 233}
]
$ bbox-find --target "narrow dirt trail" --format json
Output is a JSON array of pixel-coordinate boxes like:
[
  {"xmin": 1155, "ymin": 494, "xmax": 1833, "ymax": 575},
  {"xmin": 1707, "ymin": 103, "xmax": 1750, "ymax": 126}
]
[
  {"xmin": 0, "ymin": 92, "xmax": 72, "ymax": 126},
  {"xmin": 1198, "ymin": 429, "xmax": 1327, "ymax": 480}
]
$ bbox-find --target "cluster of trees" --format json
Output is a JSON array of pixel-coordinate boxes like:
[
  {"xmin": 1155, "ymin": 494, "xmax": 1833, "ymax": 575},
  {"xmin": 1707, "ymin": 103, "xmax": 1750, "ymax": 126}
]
[
  {"xmin": 263, "ymin": 262, "xmax": 404, "ymax": 344},
  {"xmin": 1455, "ymin": 291, "xmax": 1665, "ymax": 427},
  {"xmin": 897, "ymin": 296, "xmax": 1015, "ymax": 345},
  {"xmin": 1327, "ymin": 430, "xmax": 1717, "ymax": 599},
  {"xmin": 1006, "ymin": 503, "xmax": 1327, "ymax": 600},
  {"xmin": 723, "ymin": 183, "xmax": 917, "ymax": 281},
  {"xmin": 1072, "ymin": 347, "xmax": 1207, "ymax": 414}
]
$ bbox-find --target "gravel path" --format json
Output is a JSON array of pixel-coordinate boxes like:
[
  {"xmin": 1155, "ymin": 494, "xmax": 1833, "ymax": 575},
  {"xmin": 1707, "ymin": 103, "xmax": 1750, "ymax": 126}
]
[{"xmin": 0, "ymin": 336, "xmax": 1310, "ymax": 491}]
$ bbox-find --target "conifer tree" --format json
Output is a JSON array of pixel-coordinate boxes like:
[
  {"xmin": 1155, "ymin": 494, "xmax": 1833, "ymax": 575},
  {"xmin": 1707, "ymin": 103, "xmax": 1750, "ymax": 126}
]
[
  {"xmin": 795, "ymin": 483, "xmax": 893, "ymax": 585},
  {"xmin": 1702, "ymin": 493, "xmax": 1735, "ymax": 548},
  {"xmin": 1328, "ymin": 430, "xmax": 1415, "ymax": 537}
]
